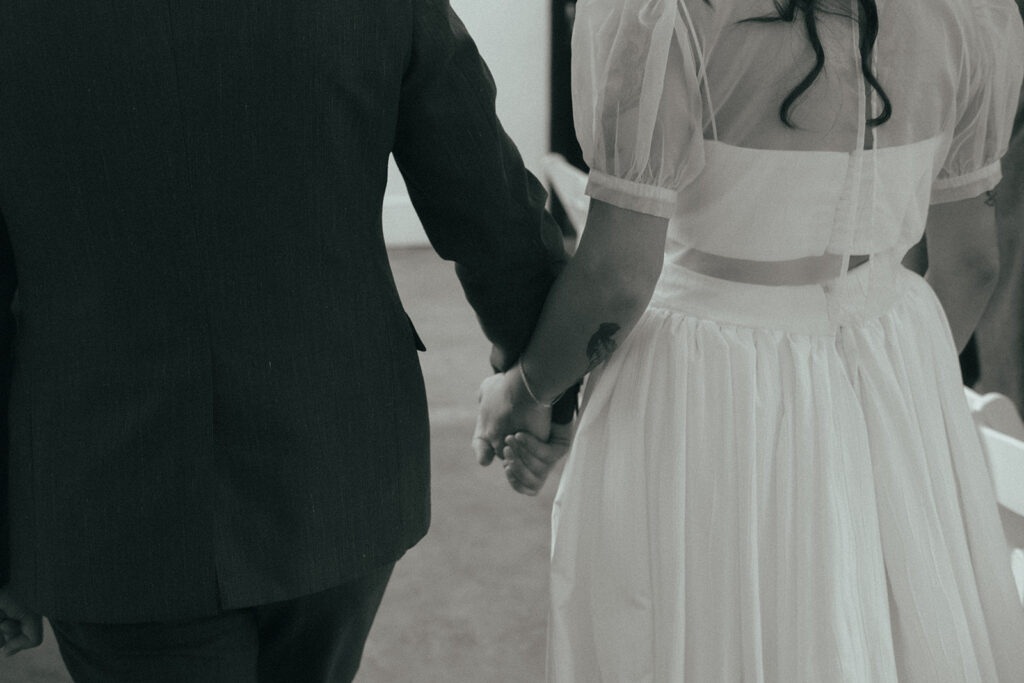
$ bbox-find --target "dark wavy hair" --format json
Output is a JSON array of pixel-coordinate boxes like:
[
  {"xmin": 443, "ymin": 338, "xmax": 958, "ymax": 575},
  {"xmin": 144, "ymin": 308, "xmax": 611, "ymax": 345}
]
[{"xmin": 733, "ymin": 0, "xmax": 892, "ymax": 129}]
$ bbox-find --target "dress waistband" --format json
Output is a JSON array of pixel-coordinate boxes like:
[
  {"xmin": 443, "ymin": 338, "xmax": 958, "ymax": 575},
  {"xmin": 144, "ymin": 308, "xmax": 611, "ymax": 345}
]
[
  {"xmin": 650, "ymin": 252, "xmax": 916, "ymax": 335},
  {"xmin": 676, "ymin": 249, "xmax": 871, "ymax": 287}
]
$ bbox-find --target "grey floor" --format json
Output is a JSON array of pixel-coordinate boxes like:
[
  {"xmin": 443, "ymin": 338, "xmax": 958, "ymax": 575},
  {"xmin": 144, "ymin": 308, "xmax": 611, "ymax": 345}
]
[{"xmin": 1, "ymin": 247, "xmax": 559, "ymax": 682}]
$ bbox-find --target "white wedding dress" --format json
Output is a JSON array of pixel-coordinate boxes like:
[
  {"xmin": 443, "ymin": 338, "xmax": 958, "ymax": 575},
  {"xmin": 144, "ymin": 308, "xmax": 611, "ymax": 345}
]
[{"xmin": 548, "ymin": 0, "xmax": 1024, "ymax": 680}]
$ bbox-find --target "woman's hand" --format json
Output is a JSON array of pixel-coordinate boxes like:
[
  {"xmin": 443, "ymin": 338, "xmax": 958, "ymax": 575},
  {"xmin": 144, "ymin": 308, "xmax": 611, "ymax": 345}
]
[
  {"xmin": 473, "ymin": 368, "xmax": 551, "ymax": 467},
  {"xmin": 501, "ymin": 421, "xmax": 574, "ymax": 496}
]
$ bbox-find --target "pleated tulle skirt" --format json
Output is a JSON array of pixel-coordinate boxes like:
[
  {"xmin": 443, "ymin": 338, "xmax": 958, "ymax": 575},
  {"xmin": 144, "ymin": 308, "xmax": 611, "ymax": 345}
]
[{"xmin": 548, "ymin": 257, "xmax": 1024, "ymax": 682}]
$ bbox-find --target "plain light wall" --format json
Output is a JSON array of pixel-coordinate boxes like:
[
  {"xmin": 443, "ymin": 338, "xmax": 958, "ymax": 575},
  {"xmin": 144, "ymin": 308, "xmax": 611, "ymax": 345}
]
[
  {"xmin": 451, "ymin": 0, "xmax": 551, "ymax": 175},
  {"xmin": 384, "ymin": 1, "xmax": 552, "ymax": 246}
]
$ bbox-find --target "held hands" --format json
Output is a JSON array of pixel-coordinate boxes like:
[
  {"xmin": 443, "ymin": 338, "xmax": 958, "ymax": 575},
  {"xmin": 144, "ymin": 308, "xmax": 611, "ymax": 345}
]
[
  {"xmin": 473, "ymin": 363, "xmax": 573, "ymax": 495},
  {"xmin": 0, "ymin": 586, "xmax": 43, "ymax": 657},
  {"xmin": 473, "ymin": 365, "xmax": 552, "ymax": 467}
]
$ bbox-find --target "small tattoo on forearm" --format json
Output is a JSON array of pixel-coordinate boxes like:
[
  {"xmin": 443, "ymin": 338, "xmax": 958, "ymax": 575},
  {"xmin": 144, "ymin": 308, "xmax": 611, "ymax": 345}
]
[
  {"xmin": 984, "ymin": 190, "xmax": 998, "ymax": 207},
  {"xmin": 585, "ymin": 323, "xmax": 621, "ymax": 373}
]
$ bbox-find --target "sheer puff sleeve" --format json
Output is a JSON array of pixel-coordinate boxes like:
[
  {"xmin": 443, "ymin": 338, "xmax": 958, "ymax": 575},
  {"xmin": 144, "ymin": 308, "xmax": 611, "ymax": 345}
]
[
  {"xmin": 572, "ymin": 0, "xmax": 706, "ymax": 219},
  {"xmin": 931, "ymin": 0, "xmax": 1024, "ymax": 204}
]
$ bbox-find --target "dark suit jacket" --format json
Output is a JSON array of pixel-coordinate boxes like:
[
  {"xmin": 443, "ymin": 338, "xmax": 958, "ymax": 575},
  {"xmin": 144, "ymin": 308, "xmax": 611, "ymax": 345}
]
[{"xmin": 0, "ymin": 0, "xmax": 566, "ymax": 623}]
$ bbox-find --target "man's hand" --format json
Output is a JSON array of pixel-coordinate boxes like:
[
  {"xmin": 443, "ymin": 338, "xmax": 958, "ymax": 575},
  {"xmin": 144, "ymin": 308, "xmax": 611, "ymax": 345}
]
[
  {"xmin": 0, "ymin": 586, "xmax": 42, "ymax": 656},
  {"xmin": 473, "ymin": 368, "xmax": 551, "ymax": 467},
  {"xmin": 501, "ymin": 421, "xmax": 574, "ymax": 496}
]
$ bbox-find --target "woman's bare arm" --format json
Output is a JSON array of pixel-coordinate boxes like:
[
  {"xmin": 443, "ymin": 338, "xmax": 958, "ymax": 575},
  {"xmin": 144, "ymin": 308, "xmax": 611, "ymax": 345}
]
[
  {"xmin": 473, "ymin": 199, "xmax": 668, "ymax": 462},
  {"xmin": 517, "ymin": 199, "xmax": 669, "ymax": 399},
  {"xmin": 923, "ymin": 192, "xmax": 1000, "ymax": 353}
]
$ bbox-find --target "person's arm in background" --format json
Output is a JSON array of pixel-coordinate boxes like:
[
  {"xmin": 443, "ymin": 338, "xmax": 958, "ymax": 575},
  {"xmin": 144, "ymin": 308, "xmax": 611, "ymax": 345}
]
[
  {"xmin": 921, "ymin": 193, "xmax": 1000, "ymax": 354},
  {"xmin": 0, "ymin": 210, "xmax": 41, "ymax": 656},
  {"xmin": 392, "ymin": 0, "xmax": 576, "ymax": 448},
  {"xmin": 923, "ymin": 0, "xmax": 1024, "ymax": 354}
]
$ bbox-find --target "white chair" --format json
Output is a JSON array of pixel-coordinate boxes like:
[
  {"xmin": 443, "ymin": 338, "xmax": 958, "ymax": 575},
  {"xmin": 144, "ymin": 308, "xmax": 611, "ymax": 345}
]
[
  {"xmin": 1013, "ymin": 549, "xmax": 1024, "ymax": 605},
  {"xmin": 965, "ymin": 387, "xmax": 1024, "ymax": 604},
  {"xmin": 965, "ymin": 387, "xmax": 1024, "ymax": 441}
]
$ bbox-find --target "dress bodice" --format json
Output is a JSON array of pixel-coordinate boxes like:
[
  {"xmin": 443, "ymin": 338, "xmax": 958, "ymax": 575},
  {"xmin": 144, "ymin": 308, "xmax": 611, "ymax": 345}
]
[
  {"xmin": 572, "ymin": 0, "xmax": 1023, "ymax": 241},
  {"xmin": 666, "ymin": 135, "xmax": 944, "ymax": 265}
]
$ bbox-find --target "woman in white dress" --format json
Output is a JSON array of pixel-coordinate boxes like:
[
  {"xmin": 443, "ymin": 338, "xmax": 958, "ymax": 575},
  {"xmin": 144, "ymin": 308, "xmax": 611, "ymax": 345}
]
[{"xmin": 474, "ymin": 0, "xmax": 1024, "ymax": 679}]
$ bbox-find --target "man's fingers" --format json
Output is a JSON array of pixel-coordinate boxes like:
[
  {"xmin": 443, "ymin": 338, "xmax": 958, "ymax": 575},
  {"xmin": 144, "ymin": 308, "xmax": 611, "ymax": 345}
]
[
  {"xmin": 512, "ymin": 432, "xmax": 564, "ymax": 465},
  {"xmin": 504, "ymin": 438, "xmax": 550, "ymax": 479},
  {"xmin": 504, "ymin": 433, "xmax": 564, "ymax": 483},
  {"xmin": 504, "ymin": 466, "xmax": 539, "ymax": 496},
  {"xmin": 503, "ymin": 450, "xmax": 543, "ymax": 494}
]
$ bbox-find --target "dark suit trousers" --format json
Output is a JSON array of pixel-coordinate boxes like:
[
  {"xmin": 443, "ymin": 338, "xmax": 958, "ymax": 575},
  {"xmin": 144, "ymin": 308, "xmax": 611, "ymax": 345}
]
[{"xmin": 49, "ymin": 563, "xmax": 394, "ymax": 683}]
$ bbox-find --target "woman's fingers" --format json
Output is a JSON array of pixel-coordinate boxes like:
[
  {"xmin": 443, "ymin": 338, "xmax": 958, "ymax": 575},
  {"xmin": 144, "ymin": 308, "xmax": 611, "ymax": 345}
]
[
  {"xmin": 472, "ymin": 435, "xmax": 498, "ymax": 467},
  {"xmin": 473, "ymin": 374, "xmax": 507, "ymax": 466},
  {"xmin": 473, "ymin": 371, "xmax": 552, "ymax": 467}
]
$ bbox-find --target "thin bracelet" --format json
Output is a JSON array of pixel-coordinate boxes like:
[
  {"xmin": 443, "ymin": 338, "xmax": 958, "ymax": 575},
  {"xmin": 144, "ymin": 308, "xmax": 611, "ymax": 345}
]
[{"xmin": 517, "ymin": 361, "xmax": 553, "ymax": 408}]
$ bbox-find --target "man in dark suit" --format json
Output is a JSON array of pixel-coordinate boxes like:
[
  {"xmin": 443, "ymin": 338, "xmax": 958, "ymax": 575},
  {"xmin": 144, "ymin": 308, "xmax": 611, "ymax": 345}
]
[{"xmin": 0, "ymin": 1, "xmax": 570, "ymax": 680}]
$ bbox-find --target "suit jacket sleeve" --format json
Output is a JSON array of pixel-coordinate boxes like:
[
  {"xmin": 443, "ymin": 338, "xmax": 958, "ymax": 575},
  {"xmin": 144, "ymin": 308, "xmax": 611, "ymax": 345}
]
[
  {"xmin": 0, "ymin": 211, "xmax": 16, "ymax": 586},
  {"xmin": 392, "ymin": 0, "xmax": 568, "ymax": 379}
]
